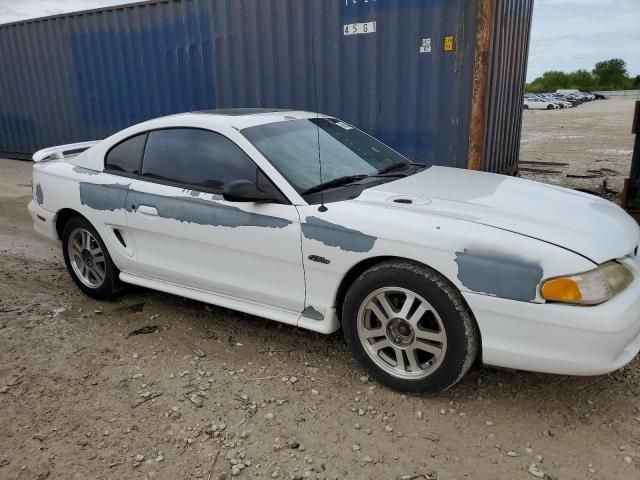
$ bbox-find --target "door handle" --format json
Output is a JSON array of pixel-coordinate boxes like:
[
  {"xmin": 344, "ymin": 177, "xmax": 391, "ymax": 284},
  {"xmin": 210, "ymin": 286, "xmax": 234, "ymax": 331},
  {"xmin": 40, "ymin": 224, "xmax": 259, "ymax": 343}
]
[{"xmin": 137, "ymin": 205, "xmax": 159, "ymax": 216}]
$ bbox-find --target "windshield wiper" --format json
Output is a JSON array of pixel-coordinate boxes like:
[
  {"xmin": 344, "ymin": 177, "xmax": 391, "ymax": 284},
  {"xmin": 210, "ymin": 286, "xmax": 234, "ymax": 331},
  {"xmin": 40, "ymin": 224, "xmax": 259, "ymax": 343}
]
[
  {"xmin": 301, "ymin": 162, "xmax": 429, "ymax": 196},
  {"xmin": 376, "ymin": 162, "xmax": 427, "ymax": 176},
  {"xmin": 377, "ymin": 162, "xmax": 412, "ymax": 175},
  {"xmin": 301, "ymin": 175, "xmax": 368, "ymax": 196}
]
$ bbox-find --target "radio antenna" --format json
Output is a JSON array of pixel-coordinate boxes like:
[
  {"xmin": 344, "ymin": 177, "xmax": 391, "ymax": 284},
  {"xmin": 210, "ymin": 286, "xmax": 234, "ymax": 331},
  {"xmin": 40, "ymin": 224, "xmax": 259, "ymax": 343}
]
[{"xmin": 311, "ymin": 33, "xmax": 327, "ymax": 212}]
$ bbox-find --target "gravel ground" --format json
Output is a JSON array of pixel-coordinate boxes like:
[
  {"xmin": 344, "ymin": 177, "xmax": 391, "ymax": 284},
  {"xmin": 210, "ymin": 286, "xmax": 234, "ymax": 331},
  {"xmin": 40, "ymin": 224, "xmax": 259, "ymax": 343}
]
[
  {"xmin": 519, "ymin": 98, "xmax": 637, "ymax": 204},
  {"xmin": 1, "ymin": 99, "xmax": 639, "ymax": 480}
]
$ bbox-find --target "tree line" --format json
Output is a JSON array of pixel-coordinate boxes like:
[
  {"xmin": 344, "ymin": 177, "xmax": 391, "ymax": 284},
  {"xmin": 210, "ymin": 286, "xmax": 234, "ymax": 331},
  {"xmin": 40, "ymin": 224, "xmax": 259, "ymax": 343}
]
[{"xmin": 526, "ymin": 58, "xmax": 640, "ymax": 93}]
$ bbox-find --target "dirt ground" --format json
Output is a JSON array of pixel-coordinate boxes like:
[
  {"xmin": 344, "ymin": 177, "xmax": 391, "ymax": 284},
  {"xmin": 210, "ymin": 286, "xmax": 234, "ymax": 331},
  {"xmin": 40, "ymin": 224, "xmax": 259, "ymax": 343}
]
[
  {"xmin": 1, "ymin": 100, "xmax": 639, "ymax": 480},
  {"xmin": 519, "ymin": 98, "xmax": 637, "ymax": 205}
]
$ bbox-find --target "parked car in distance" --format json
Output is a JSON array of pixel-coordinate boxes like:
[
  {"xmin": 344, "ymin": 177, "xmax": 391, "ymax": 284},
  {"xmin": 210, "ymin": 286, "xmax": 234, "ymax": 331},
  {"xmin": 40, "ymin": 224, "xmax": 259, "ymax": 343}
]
[
  {"xmin": 556, "ymin": 88, "xmax": 582, "ymax": 95},
  {"xmin": 524, "ymin": 97, "xmax": 558, "ymax": 110},
  {"xmin": 557, "ymin": 89, "xmax": 595, "ymax": 101},
  {"xmin": 523, "ymin": 89, "xmax": 603, "ymax": 110},
  {"xmin": 528, "ymin": 94, "xmax": 563, "ymax": 108},
  {"xmin": 540, "ymin": 94, "xmax": 573, "ymax": 108},
  {"xmin": 554, "ymin": 94, "xmax": 581, "ymax": 106},
  {"xmin": 28, "ymin": 110, "xmax": 640, "ymax": 394}
]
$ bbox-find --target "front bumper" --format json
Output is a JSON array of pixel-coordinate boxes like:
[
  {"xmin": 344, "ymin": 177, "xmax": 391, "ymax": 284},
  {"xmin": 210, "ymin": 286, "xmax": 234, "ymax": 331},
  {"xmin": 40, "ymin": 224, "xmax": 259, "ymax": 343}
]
[
  {"xmin": 27, "ymin": 200, "xmax": 59, "ymax": 243},
  {"xmin": 465, "ymin": 255, "xmax": 640, "ymax": 376}
]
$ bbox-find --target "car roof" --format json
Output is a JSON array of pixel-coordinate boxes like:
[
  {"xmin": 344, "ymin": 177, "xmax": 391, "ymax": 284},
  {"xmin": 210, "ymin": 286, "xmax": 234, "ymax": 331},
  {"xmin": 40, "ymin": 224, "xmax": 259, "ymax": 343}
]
[
  {"xmin": 195, "ymin": 108, "xmax": 290, "ymax": 116},
  {"xmin": 155, "ymin": 108, "xmax": 329, "ymax": 131}
]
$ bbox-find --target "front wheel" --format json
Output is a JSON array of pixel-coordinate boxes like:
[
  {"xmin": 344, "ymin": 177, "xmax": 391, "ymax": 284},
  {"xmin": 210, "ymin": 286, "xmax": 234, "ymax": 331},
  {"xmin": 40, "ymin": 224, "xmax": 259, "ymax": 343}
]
[
  {"xmin": 62, "ymin": 216, "xmax": 123, "ymax": 300},
  {"xmin": 342, "ymin": 261, "xmax": 479, "ymax": 394}
]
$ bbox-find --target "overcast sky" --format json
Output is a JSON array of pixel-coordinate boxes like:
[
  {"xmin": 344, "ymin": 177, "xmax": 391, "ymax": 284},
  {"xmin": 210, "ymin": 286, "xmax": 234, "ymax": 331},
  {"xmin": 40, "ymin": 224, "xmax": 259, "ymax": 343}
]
[
  {"xmin": 1, "ymin": 0, "xmax": 638, "ymax": 82},
  {"xmin": 527, "ymin": 0, "xmax": 640, "ymax": 81}
]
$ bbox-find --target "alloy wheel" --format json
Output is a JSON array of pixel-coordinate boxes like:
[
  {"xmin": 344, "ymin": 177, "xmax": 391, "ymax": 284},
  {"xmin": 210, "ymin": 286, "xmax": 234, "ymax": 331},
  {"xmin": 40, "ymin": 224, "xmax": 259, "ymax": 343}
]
[
  {"xmin": 356, "ymin": 287, "xmax": 447, "ymax": 379},
  {"xmin": 67, "ymin": 227, "xmax": 107, "ymax": 288}
]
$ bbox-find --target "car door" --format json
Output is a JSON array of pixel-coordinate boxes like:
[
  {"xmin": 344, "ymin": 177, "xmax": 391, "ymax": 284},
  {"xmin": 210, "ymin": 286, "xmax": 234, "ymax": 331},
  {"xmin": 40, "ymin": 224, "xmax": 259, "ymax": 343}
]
[{"xmin": 123, "ymin": 127, "xmax": 305, "ymax": 313}]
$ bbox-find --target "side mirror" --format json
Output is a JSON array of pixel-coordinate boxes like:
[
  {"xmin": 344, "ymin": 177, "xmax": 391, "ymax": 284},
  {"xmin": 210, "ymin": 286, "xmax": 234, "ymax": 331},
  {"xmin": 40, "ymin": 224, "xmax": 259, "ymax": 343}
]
[{"xmin": 223, "ymin": 180, "xmax": 279, "ymax": 203}]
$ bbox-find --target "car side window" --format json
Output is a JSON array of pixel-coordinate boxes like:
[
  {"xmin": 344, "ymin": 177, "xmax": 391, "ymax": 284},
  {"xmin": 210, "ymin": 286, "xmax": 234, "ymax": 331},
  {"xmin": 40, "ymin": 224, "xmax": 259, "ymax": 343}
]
[
  {"xmin": 141, "ymin": 128, "xmax": 259, "ymax": 191},
  {"xmin": 105, "ymin": 133, "xmax": 147, "ymax": 175}
]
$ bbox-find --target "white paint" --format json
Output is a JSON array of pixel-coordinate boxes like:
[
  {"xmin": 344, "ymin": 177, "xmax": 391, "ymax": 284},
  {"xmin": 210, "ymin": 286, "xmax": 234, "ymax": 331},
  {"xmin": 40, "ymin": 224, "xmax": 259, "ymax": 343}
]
[
  {"xmin": 33, "ymin": 140, "xmax": 100, "ymax": 162},
  {"xmin": 27, "ymin": 200, "xmax": 57, "ymax": 241},
  {"xmin": 466, "ymin": 254, "xmax": 640, "ymax": 375},
  {"xmin": 124, "ymin": 179, "xmax": 305, "ymax": 312},
  {"xmin": 119, "ymin": 272, "xmax": 313, "ymax": 332},
  {"xmin": 367, "ymin": 166, "xmax": 640, "ymax": 264},
  {"xmin": 27, "ymin": 110, "xmax": 640, "ymax": 380}
]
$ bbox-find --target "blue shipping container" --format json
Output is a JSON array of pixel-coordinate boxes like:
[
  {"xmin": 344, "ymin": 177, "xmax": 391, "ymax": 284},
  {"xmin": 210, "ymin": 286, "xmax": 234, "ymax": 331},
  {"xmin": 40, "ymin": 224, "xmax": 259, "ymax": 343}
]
[{"xmin": 0, "ymin": 0, "xmax": 533, "ymax": 174}]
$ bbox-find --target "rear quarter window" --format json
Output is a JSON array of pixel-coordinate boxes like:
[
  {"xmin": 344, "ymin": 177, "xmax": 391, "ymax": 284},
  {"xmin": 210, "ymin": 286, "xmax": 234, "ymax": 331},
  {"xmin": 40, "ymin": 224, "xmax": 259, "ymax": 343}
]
[{"xmin": 105, "ymin": 133, "xmax": 147, "ymax": 175}]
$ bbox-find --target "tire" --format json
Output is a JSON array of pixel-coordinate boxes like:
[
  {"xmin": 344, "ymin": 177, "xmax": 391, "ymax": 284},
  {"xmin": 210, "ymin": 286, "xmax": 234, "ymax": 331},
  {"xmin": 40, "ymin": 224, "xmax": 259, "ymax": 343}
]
[
  {"xmin": 547, "ymin": 104, "xmax": 554, "ymax": 110},
  {"xmin": 523, "ymin": 105, "xmax": 529, "ymax": 110},
  {"xmin": 342, "ymin": 261, "xmax": 479, "ymax": 394},
  {"xmin": 62, "ymin": 216, "xmax": 123, "ymax": 300}
]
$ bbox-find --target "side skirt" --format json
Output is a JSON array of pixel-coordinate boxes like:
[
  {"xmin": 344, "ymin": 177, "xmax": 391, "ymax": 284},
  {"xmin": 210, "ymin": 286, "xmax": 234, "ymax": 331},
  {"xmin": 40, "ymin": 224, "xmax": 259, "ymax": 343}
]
[{"xmin": 119, "ymin": 272, "xmax": 339, "ymax": 334}]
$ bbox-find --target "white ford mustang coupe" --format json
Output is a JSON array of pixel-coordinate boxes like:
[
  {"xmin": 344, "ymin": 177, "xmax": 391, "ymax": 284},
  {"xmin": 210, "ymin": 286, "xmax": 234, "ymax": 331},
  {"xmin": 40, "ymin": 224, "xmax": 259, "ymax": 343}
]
[{"xmin": 28, "ymin": 109, "xmax": 640, "ymax": 394}]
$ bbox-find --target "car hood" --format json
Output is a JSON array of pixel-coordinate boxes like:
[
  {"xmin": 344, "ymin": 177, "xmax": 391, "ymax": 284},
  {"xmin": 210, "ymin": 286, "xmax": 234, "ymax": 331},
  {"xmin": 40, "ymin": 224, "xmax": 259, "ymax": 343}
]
[{"xmin": 361, "ymin": 166, "xmax": 640, "ymax": 264}]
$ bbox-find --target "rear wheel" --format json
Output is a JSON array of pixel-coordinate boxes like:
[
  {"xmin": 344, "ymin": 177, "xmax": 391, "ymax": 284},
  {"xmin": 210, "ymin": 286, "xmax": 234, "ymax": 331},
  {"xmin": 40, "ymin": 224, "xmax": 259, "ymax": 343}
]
[
  {"xmin": 342, "ymin": 261, "xmax": 479, "ymax": 394},
  {"xmin": 547, "ymin": 104, "xmax": 555, "ymax": 110},
  {"xmin": 62, "ymin": 216, "xmax": 122, "ymax": 299}
]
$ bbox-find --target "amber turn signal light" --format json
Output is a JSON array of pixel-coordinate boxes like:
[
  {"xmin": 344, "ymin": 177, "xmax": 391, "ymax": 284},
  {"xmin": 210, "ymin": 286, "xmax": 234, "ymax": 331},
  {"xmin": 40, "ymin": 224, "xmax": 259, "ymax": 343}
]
[{"xmin": 541, "ymin": 278, "xmax": 582, "ymax": 303}]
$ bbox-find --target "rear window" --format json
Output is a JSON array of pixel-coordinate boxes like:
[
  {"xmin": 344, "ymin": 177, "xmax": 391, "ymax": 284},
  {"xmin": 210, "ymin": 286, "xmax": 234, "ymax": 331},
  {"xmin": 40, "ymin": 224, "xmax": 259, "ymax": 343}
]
[{"xmin": 105, "ymin": 133, "xmax": 147, "ymax": 175}]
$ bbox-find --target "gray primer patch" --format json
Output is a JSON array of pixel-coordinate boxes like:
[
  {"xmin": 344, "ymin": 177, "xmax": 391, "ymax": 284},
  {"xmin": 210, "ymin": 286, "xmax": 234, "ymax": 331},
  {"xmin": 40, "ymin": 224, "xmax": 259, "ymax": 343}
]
[
  {"xmin": 79, "ymin": 182, "xmax": 291, "ymax": 229},
  {"xmin": 35, "ymin": 184, "xmax": 43, "ymax": 205},
  {"xmin": 181, "ymin": 189, "xmax": 223, "ymax": 200},
  {"xmin": 126, "ymin": 190, "xmax": 291, "ymax": 229},
  {"xmin": 79, "ymin": 182, "xmax": 130, "ymax": 211},
  {"xmin": 182, "ymin": 189, "xmax": 201, "ymax": 198},
  {"xmin": 454, "ymin": 249, "xmax": 543, "ymax": 302},
  {"xmin": 302, "ymin": 216, "xmax": 377, "ymax": 253},
  {"xmin": 302, "ymin": 306, "xmax": 324, "ymax": 321},
  {"xmin": 72, "ymin": 166, "xmax": 102, "ymax": 176}
]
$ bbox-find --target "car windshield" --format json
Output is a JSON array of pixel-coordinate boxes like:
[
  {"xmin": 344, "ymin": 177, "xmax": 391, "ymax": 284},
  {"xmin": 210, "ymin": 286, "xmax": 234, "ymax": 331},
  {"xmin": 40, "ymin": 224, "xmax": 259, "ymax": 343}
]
[{"xmin": 241, "ymin": 118, "xmax": 411, "ymax": 193}]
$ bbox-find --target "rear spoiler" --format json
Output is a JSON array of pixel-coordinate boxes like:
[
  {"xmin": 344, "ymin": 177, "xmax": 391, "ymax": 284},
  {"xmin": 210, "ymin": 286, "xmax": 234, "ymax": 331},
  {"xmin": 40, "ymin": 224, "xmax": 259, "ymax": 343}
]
[{"xmin": 32, "ymin": 140, "xmax": 101, "ymax": 163}]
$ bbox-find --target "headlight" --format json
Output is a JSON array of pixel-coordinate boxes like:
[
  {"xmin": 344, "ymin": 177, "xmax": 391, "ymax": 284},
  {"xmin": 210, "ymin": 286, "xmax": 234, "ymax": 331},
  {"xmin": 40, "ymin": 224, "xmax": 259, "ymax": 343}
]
[{"xmin": 541, "ymin": 261, "xmax": 633, "ymax": 305}]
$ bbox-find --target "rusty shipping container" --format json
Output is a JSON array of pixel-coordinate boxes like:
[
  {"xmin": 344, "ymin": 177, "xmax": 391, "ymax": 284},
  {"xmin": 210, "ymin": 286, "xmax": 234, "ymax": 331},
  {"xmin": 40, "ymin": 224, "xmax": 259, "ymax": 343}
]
[{"xmin": 0, "ymin": 0, "xmax": 533, "ymax": 174}]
